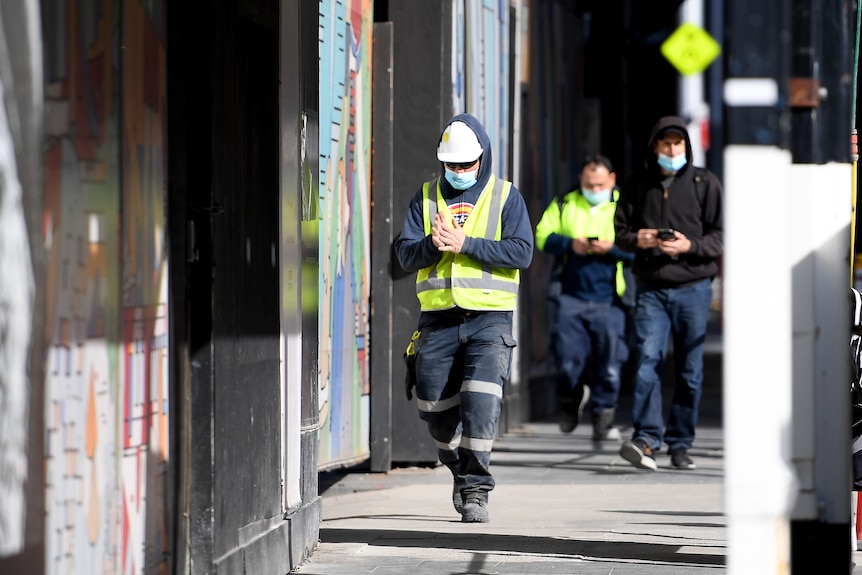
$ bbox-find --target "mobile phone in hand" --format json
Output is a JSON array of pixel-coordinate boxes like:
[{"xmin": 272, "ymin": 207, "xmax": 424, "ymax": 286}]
[
  {"xmin": 657, "ymin": 228, "xmax": 676, "ymax": 241},
  {"xmin": 587, "ymin": 236, "xmax": 599, "ymax": 242}
]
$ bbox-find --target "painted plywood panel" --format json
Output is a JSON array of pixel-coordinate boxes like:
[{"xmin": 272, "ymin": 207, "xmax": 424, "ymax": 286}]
[
  {"xmin": 41, "ymin": 1, "xmax": 169, "ymax": 572},
  {"xmin": 318, "ymin": 0, "xmax": 373, "ymax": 468}
]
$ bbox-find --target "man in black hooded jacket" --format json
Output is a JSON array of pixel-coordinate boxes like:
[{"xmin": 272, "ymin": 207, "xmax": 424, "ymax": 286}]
[{"xmin": 613, "ymin": 115, "xmax": 724, "ymax": 471}]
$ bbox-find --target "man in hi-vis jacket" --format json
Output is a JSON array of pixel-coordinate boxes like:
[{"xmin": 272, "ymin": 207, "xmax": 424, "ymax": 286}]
[
  {"xmin": 395, "ymin": 113, "xmax": 533, "ymax": 523},
  {"xmin": 535, "ymin": 154, "xmax": 634, "ymax": 442}
]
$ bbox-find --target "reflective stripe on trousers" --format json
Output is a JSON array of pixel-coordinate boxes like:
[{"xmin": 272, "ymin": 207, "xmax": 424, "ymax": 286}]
[{"xmin": 414, "ymin": 310, "xmax": 515, "ymax": 494}]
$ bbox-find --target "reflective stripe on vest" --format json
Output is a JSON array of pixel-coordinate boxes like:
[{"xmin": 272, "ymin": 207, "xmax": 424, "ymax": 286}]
[{"xmin": 416, "ymin": 175, "xmax": 520, "ymax": 311}]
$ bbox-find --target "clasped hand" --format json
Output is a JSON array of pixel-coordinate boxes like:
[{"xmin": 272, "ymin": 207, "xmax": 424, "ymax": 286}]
[{"xmin": 432, "ymin": 212, "xmax": 466, "ymax": 253}]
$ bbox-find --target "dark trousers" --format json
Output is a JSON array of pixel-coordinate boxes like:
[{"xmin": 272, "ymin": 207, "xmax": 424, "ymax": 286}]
[
  {"xmin": 413, "ymin": 310, "xmax": 515, "ymax": 496},
  {"xmin": 553, "ymin": 295, "xmax": 627, "ymax": 416}
]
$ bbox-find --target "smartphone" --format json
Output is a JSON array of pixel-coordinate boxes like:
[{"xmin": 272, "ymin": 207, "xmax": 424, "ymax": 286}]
[
  {"xmin": 587, "ymin": 236, "xmax": 599, "ymax": 242},
  {"xmin": 657, "ymin": 228, "xmax": 676, "ymax": 241}
]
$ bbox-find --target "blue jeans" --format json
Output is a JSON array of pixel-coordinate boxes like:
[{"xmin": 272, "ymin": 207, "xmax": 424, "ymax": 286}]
[
  {"xmin": 414, "ymin": 310, "xmax": 516, "ymax": 497},
  {"xmin": 630, "ymin": 279, "xmax": 712, "ymax": 452},
  {"xmin": 554, "ymin": 295, "xmax": 627, "ymax": 415}
]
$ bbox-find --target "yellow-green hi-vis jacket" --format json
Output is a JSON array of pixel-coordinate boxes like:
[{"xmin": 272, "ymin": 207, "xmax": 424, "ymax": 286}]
[
  {"xmin": 535, "ymin": 189, "xmax": 626, "ymax": 299},
  {"xmin": 416, "ymin": 175, "xmax": 520, "ymax": 311}
]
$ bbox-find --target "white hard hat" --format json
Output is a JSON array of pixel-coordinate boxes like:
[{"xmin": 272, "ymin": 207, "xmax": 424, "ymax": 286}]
[{"xmin": 437, "ymin": 121, "xmax": 483, "ymax": 163}]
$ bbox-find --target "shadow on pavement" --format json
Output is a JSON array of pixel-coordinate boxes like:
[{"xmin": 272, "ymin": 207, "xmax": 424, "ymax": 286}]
[{"xmin": 318, "ymin": 527, "xmax": 726, "ymax": 567}]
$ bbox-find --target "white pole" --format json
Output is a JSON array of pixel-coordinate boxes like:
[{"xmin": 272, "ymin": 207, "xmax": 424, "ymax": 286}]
[
  {"xmin": 724, "ymin": 145, "xmax": 795, "ymax": 573},
  {"xmin": 678, "ymin": 0, "xmax": 708, "ymax": 167}
]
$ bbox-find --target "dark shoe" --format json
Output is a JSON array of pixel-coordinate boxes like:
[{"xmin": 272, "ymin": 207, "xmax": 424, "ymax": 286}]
[
  {"xmin": 591, "ymin": 408, "xmax": 621, "ymax": 441},
  {"xmin": 460, "ymin": 493, "xmax": 489, "ymax": 523},
  {"xmin": 669, "ymin": 447, "xmax": 697, "ymax": 470},
  {"xmin": 453, "ymin": 483, "xmax": 463, "ymax": 514},
  {"xmin": 559, "ymin": 385, "xmax": 590, "ymax": 433},
  {"xmin": 620, "ymin": 437, "xmax": 658, "ymax": 471}
]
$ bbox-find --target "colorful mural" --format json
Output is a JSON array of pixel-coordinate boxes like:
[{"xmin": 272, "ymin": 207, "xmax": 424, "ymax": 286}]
[
  {"xmin": 315, "ymin": 0, "xmax": 518, "ymax": 468},
  {"xmin": 318, "ymin": 0, "xmax": 374, "ymax": 467},
  {"xmin": 41, "ymin": 1, "xmax": 169, "ymax": 573}
]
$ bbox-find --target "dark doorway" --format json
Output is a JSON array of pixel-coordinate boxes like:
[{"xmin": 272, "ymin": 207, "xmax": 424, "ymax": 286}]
[{"xmin": 167, "ymin": 2, "xmax": 281, "ymax": 571}]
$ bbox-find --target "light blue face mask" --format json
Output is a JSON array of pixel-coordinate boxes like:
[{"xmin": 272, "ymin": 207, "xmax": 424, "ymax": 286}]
[
  {"xmin": 582, "ymin": 188, "xmax": 611, "ymax": 206},
  {"xmin": 445, "ymin": 168, "xmax": 478, "ymax": 190},
  {"xmin": 657, "ymin": 153, "xmax": 687, "ymax": 172}
]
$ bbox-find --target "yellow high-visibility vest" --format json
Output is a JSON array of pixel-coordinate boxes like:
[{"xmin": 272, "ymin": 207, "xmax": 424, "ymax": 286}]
[
  {"xmin": 534, "ymin": 189, "xmax": 626, "ymax": 299},
  {"xmin": 416, "ymin": 175, "xmax": 520, "ymax": 311}
]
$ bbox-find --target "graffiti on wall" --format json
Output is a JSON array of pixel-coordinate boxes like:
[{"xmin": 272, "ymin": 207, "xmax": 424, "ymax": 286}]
[
  {"xmin": 314, "ymin": 0, "xmax": 517, "ymax": 468},
  {"xmin": 42, "ymin": 1, "xmax": 168, "ymax": 573},
  {"xmin": 318, "ymin": 0, "xmax": 373, "ymax": 467}
]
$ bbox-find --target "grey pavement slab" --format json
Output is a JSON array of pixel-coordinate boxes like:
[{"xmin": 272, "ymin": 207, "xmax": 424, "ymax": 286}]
[
  {"xmin": 294, "ymin": 422, "xmax": 862, "ymax": 574},
  {"xmin": 294, "ymin": 422, "xmax": 727, "ymax": 574}
]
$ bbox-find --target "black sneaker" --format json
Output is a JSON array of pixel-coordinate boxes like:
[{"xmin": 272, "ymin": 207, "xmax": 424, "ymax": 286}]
[
  {"xmin": 452, "ymin": 482, "xmax": 463, "ymax": 514},
  {"xmin": 460, "ymin": 493, "xmax": 489, "ymax": 523},
  {"xmin": 669, "ymin": 447, "xmax": 697, "ymax": 470},
  {"xmin": 619, "ymin": 437, "xmax": 658, "ymax": 471},
  {"xmin": 591, "ymin": 408, "xmax": 621, "ymax": 441},
  {"xmin": 559, "ymin": 385, "xmax": 590, "ymax": 433}
]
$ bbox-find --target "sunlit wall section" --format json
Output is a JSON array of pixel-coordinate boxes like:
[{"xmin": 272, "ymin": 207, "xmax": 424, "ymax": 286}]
[
  {"xmin": 41, "ymin": 1, "xmax": 169, "ymax": 573},
  {"xmin": 318, "ymin": 0, "xmax": 374, "ymax": 468},
  {"xmin": 462, "ymin": 0, "xmax": 511, "ymax": 179},
  {"xmin": 119, "ymin": 2, "xmax": 169, "ymax": 574}
]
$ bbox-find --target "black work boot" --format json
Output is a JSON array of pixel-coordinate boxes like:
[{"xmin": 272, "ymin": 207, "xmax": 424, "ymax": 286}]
[
  {"xmin": 558, "ymin": 385, "xmax": 590, "ymax": 433},
  {"xmin": 460, "ymin": 492, "xmax": 489, "ymax": 523},
  {"xmin": 591, "ymin": 408, "xmax": 621, "ymax": 441}
]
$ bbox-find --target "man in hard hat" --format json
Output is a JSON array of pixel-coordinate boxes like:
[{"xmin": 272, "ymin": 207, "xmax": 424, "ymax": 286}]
[
  {"xmin": 534, "ymin": 154, "xmax": 634, "ymax": 441},
  {"xmin": 395, "ymin": 113, "xmax": 533, "ymax": 523}
]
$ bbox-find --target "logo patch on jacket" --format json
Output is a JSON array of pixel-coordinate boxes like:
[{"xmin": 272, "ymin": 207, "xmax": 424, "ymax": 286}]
[{"xmin": 449, "ymin": 201, "xmax": 474, "ymax": 226}]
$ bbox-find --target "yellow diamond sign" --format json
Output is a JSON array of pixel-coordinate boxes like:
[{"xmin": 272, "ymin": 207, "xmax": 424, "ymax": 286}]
[{"xmin": 661, "ymin": 22, "xmax": 721, "ymax": 76}]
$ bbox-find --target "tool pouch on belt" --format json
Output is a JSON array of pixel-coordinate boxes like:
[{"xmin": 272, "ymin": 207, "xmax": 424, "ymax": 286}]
[{"xmin": 403, "ymin": 330, "xmax": 421, "ymax": 400}]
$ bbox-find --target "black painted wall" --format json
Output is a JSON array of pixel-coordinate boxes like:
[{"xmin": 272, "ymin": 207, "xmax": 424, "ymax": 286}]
[
  {"xmin": 382, "ymin": 0, "xmax": 456, "ymax": 465},
  {"xmin": 167, "ymin": 0, "xmax": 319, "ymax": 572},
  {"xmin": 209, "ymin": 2, "xmax": 282, "ymax": 561}
]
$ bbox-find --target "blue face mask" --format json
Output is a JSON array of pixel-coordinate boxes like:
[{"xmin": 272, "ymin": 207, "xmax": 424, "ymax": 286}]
[
  {"xmin": 445, "ymin": 168, "xmax": 478, "ymax": 190},
  {"xmin": 582, "ymin": 189, "xmax": 611, "ymax": 206},
  {"xmin": 657, "ymin": 153, "xmax": 687, "ymax": 172}
]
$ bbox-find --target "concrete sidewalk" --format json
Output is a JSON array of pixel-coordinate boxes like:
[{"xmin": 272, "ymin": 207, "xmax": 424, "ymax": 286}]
[
  {"xmin": 293, "ymin": 336, "xmax": 862, "ymax": 574},
  {"xmin": 294, "ymin": 422, "xmax": 731, "ymax": 574}
]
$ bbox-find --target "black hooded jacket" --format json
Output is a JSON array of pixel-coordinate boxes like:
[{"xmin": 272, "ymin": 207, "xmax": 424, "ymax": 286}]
[{"xmin": 614, "ymin": 116, "xmax": 724, "ymax": 287}]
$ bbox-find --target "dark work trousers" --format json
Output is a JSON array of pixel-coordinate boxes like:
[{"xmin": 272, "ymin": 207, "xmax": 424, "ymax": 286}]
[
  {"xmin": 413, "ymin": 309, "xmax": 516, "ymax": 499},
  {"xmin": 553, "ymin": 294, "xmax": 627, "ymax": 416}
]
